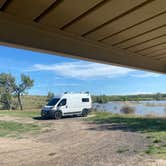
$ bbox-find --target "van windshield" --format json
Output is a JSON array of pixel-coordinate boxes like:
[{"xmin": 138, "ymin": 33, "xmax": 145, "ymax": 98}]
[{"xmin": 47, "ymin": 98, "xmax": 60, "ymax": 106}]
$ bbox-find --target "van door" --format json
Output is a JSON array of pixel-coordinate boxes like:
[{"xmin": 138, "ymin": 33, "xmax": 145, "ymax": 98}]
[
  {"xmin": 57, "ymin": 99, "xmax": 69, "ymax": 114},
  {"xmin": 67, "ymin": 97, "xmax": 82, "ymax": 114}
]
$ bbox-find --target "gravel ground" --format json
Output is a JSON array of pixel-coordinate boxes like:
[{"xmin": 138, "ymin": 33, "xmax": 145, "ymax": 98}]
[{"xmin": 0, "ymin": 116, "xmax": 165, "ymax": 166}]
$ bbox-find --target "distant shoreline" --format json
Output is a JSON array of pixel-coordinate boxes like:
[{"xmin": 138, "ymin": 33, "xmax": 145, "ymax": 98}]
[{"xmin": 92, "ymin": 93, "xmax": 166, "ymax": 103}]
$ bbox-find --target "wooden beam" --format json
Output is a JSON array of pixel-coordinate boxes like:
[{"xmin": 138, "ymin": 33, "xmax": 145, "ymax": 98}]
[{"xmin": 0, "ymin": 12, "xmax": 166, "ymax": 73}]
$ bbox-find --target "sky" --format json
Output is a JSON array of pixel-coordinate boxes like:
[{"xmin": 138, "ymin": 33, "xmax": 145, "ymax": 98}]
[{"xmin": 0, "ymin": 45, "xmax": 166, "ymax": 96}]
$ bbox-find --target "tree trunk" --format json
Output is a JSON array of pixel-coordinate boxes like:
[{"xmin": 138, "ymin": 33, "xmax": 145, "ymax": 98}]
[{"xmin": 17, "ymin": 93, "xmax": 23, "ymax": 110}]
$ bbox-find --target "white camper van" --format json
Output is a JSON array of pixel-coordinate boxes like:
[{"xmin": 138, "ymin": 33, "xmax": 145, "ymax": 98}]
[{"xmin": 41, "ymin": 92, "xmax": 92, "ymax": 119}]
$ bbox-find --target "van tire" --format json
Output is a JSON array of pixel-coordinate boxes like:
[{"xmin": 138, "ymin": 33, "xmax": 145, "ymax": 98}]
[
  {"xmin": 82, "ymin": 109, "xmax": 88, "ymax": 117},
  {"xmin": 54, "ymin": 111, "xmax": 62, "ymax": 120}
]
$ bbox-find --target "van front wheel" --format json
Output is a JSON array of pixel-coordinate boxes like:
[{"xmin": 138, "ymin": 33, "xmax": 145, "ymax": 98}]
[
  {"xmin": 54, "ymin": 111, "xmax": 62, "ymax": 120},
  {"xmin": 82, "ymin": 109, "xmax": 88, "ymax": 117}
]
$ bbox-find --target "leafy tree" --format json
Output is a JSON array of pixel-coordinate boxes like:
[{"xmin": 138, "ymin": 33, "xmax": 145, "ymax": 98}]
[
  {"xmin": 13, "ymin": 74, "xmax": 34, "ymax": 110},
  {"xmin": 155, "ymin": 93, "xmax": 162, "ymax": 101},
  {"xmin": 0, "ymin": 73, "xmax": 15, "ymax": 109},
  {"xmin": 46, "ymin": 91, "xmax": 55, "ymax": 102},
  {"xmin": 0, "ymin": 73, "xmax": 34, "ymax": 110},
  {"xmin": 0, "ymin": 93, "xmax": 12, "ymax": 110}
]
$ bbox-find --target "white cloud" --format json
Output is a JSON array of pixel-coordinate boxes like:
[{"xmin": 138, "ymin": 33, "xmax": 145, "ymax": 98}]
[
  {"xmin": 55, "ymin": 83, "xmax": 79, "ymax": 86},
  {"xmin": 27, "ymin": 61, "xmax": 133, "ymax": 79},
  {"xmin": 127, "ymin": 91, "xmax": 154, "ymax": 95},
  {"xmin": 27, "ymin": 61, "xmax": 162, "ymax": 80},
  {"xmin": 131, "ymin": 72, "xmax": 161, "ymax": 78},
  {"xmin": 35, "ymin": 83, "xmax": 79, "ymax": 88}
]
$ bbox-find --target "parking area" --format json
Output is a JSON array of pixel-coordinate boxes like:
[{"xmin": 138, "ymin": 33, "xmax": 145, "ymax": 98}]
[{"xmin": 0, "ymin": 115, "xmax": 165, "ymax": 166}]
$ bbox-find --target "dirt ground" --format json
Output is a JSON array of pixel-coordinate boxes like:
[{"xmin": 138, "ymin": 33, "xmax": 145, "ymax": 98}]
[{"xmin": 0, "ymin": 116, "xmax": 166, "ymax": 166}]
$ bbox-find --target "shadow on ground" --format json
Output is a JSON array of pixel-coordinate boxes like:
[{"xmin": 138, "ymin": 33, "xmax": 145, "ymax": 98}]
[
  {"xmin": 33, "ymin": 115, "xmax": 82, "ymax": 121},
  {"xmin": 87, "ymin": 114, "xmax": 166, "ymax": 133}
]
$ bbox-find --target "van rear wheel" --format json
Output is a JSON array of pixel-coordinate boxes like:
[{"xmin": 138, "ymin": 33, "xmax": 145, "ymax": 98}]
[
  {"xmin": 54, "ymin": 111, "xmax": 62, "ymax": 120},
  {"xmin": 82, "ymin": 109, "xmax": 88, "ymax": 117}
]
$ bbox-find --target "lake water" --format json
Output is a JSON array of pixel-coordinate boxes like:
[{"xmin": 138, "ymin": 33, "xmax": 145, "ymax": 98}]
[{"xmin": 92, "ymin": 101, "xmax": 166, "ymax": 116}]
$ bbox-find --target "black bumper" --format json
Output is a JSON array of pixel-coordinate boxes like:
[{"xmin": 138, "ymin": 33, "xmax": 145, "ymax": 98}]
[{"xmin": 41, "ymin": 110, "xmax": 54, "ymax": 118}]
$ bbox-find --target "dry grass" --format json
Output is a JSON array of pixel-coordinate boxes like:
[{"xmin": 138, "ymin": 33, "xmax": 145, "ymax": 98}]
[
  {"xmin": 87, "ymin": 112, "xmax": 166, "ymax": 159},
  {"xmin": 120, "ymin": 105, "xmax": 135, "ymax": 114}
]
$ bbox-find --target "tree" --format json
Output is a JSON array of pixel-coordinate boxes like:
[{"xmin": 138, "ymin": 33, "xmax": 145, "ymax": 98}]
[
  {"xmin": 155, "ymin": 93, "xmax": 162, "ymax": 101},
  {"xmin": 0, "ymin": 73, "xmax": 34, "ymax": 110},
  {"xmin": 14, "ymin": 74, "xmax": 34, "ymax": 110},
  {"xmin": 46, "ymin": 91, "xmax": 55, "ymax": 102},
  {"xmin": 0, "ymin": 93, "xmax": 12, "ymax": 110},
  {"xmin": 0, "ymin": 73, "xmax": 15, "ymax": 110}
]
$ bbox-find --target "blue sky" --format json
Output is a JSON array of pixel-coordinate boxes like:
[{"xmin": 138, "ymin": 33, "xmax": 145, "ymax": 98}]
[{"xmin": 0, "ymin": 45, "xmax": 166, "ymax": 95}]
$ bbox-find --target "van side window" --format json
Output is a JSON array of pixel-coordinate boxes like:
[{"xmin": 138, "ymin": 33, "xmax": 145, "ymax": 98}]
[
  {"xmin": 82, "ymin": 98, "xmax": 89, "ymax": 102},
  {"xmin": 58, "ymin": 99, "xmax": 67, "ymax": 106}
]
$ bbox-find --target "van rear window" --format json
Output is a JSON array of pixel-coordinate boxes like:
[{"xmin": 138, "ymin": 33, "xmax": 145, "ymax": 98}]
[{"xmin": 82, "ymin": 98, "xmax": 89, "ymax": 102}]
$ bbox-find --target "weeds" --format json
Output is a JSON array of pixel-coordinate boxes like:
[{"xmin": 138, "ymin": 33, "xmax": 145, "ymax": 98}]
[
  {"xmin": 120, "ymin": 105, "xmax": 135, "ymax": 114},
  {"xmin": 87, "ymin": 112, "xmax": 166, "ymax": 158},
  {"xmin": 0, "ymin": 120, "xmax": 41, "ymax": 137}
]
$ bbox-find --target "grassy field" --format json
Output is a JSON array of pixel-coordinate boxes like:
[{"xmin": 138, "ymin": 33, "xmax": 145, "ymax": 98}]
[
  {"xmin": 0, "ymin": 110, "xmax": 43, "ymax": 138},
  {"xmin": 0, "ymin": 95, "xmax": 47, "ymax": 110},
  {"xmin": 0, "ymin": 110, "xmax": 40, "ymax": 118},
  {"xmin": 18, "ymin": 95, "xmax": 47, "ymax": 109},
  {"xmin": 87, "ymin": 112, "xmax": 166, "ymax": 159},
  {"xmin": 0, "ymin": 120, "xmax": 41, "ymax": 137}
]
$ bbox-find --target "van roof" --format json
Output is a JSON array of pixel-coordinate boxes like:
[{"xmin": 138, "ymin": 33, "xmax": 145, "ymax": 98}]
[{"xmin": 53, "ymin": 93, "xmax": 90, "ymax": 99}]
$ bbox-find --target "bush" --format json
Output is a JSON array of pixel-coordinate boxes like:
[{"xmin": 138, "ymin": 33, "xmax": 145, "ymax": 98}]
[
  {"xmin": 120, "ymin": 105, "xmax": 135, "ymax": 114},
  {"xmin": 46, "ymin": 91, "xmax": 55, "ymax": 102}
]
